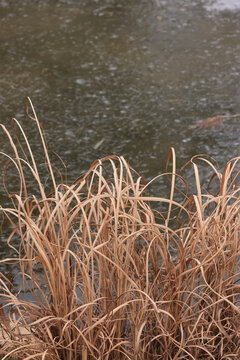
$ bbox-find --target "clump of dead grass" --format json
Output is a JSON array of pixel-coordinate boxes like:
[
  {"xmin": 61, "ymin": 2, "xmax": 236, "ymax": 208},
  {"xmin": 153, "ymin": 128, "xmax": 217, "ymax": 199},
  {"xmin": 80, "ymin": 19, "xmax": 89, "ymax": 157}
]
[{"xmin": 0, "ymin": 99, "xmax": 240, "ymax": 359}]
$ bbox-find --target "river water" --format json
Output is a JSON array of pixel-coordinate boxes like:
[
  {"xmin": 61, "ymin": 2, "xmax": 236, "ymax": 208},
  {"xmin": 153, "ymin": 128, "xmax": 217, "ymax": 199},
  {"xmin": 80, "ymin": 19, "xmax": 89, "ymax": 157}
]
[{"xmin": 0, "ymin": 0, "xmax": 240, "ymax": 260}]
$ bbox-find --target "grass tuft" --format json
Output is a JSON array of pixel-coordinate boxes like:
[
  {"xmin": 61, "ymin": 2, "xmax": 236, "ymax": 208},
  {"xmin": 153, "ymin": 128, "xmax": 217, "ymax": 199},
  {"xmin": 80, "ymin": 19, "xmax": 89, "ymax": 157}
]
[{"xmin": 0, "ymin": 100, "xmax": 240, "ymax": 359}]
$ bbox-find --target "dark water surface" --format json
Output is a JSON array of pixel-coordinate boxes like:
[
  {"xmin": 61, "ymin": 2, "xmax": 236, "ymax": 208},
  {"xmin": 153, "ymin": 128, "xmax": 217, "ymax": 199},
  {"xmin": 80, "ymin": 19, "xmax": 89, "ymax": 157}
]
[{"xmin": 0, "ymin": 0, "xmax": 240, "ymax": 259}]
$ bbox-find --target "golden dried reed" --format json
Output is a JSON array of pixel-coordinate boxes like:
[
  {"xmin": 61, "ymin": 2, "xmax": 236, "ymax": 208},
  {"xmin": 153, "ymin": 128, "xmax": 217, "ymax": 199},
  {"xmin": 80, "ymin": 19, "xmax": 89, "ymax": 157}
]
[{"xmin": 0, "ymin": 100, "xmax": 240, "ymax": 359}]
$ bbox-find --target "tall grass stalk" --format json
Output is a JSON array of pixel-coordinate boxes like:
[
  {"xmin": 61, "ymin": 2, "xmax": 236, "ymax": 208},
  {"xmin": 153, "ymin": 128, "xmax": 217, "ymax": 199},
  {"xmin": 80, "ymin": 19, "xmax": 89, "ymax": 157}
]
[{"xmin": 0, "ymin": 100, "xmax": 240, "ymax": 359}]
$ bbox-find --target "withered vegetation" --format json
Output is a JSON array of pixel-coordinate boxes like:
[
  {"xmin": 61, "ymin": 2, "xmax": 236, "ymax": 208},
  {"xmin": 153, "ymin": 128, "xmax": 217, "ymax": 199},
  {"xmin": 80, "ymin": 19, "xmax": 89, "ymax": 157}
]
[{"xmin": 0, "ymin": 99, "xmax": 240, "ymax": 359}]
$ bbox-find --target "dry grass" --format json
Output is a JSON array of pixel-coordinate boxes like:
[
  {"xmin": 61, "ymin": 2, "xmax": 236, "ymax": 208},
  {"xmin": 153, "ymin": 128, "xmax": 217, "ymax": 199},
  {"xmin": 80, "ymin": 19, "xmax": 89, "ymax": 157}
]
[{"xmin": 0, "ymin": 99, "xmax": 240, "ymax": 359}]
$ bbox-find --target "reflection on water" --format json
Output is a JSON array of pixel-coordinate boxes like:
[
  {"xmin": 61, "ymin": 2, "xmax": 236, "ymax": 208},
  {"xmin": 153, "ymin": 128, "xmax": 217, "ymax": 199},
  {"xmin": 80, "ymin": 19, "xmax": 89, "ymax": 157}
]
[
  {"xmin": 0, "ymin": 0, "xmax": 240, "ymax": 259},
  {"xmin": 204, "ymin": 0, "xmax": 240, "ymax": 11}
]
